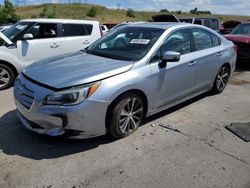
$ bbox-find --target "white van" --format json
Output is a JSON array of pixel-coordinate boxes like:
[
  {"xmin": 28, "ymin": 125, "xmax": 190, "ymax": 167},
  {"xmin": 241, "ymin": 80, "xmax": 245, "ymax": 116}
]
[{"xmin": 0, "ymin": 19, "xmax": 102, "ymax": 90}]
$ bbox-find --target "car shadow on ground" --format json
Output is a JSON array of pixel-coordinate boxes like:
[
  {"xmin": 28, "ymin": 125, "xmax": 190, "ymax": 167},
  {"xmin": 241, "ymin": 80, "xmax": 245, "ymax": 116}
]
[
  {"xmin": 0, "ymin": 110, "xmax": 115, "ymax": 160},
  {"xmin": 0, "ymin": 92, "xmax": 209, "ymax": 160}
]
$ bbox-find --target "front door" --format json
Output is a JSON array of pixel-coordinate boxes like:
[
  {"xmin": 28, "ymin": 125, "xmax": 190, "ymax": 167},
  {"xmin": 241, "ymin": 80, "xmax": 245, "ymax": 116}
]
[
  {"xmin": 149, "ymin": 29, "xmax": 197, "ymax": 109},
  {"xmin": 17, "ymin": 22, "xmax": 62, "ymax": 67}
]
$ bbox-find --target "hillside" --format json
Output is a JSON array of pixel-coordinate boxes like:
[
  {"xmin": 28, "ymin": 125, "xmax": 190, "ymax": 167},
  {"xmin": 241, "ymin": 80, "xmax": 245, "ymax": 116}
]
[{"xmin": 13, "ymin": 3, "xmax": 250, "ymax": 24}]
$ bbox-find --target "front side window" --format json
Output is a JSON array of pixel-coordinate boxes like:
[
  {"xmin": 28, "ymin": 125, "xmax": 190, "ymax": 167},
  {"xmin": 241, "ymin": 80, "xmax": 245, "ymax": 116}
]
[
  {"xmin": 63, "ymin": 24, "xmax": 93, "ymax": 37},
  {"xmin": 27, "ymin": 23, "xmax": 57, "ymax": 39},
  {"xmin": 192, "ymin": 28, "xmax": 213, "ymax": 51},
  {"xmin": 162, "ymin": 29, "xmax": 192, "ymax": 55},
  {"xmin": 86, "ymin": 27, "xmax": 164, "ymax": 61}
]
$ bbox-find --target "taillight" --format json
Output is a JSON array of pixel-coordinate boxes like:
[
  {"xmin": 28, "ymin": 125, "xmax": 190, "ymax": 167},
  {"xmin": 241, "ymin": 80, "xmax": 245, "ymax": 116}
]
[
  {"xmin": 99, "ymin": 26, "xmax": 103, "ymax": 37},
  {"xmin": 233, "ymin": 45, "xmax": 237, "ymax": 53}
]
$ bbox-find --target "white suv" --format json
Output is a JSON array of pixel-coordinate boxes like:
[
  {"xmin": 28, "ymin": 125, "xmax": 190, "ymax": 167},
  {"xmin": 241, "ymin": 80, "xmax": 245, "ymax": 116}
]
[{"xmin": 0, "ymin": 19, "xmax": 102, "ymax": 90}]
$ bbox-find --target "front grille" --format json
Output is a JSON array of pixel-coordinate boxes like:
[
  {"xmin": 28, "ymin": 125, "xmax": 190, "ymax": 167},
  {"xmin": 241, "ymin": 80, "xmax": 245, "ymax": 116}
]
[{"xmin": 14, "ymin": 79, "xmax": 34, "ymax": 110}]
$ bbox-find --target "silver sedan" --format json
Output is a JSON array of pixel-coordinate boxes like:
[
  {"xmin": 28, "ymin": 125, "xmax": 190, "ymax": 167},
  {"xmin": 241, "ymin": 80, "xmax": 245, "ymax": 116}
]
[{"xmin": 13, "ymin": 23, "xmax": 236, "ymax": 139}]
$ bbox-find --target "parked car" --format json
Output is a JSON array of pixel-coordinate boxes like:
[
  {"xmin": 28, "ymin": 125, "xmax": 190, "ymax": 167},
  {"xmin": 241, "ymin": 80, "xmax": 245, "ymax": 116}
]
[
  {"xmin": 100, "ymin": 24, "xmax": 109, "ymax": 34},
  {"xmin": 0, "ymin": 18, "xmax": 102, "ymax": 90},
  {"xmin": 152, "ymin": 14, "xmax": 180, "ymax": 22},
  {"xmin": 220, "ymin": 20, "xmax": 241, "ymax": 34},
  {"xmin": 14, "ymin": 23, "xmax": 236, "ymax": 139},
  {"xmin": 180, "ymin": 18, "xmax": 220, "ymax": 32},
  {"xmin": 224, "ymin": 22, "xmax": 250, "ymax": 61}
]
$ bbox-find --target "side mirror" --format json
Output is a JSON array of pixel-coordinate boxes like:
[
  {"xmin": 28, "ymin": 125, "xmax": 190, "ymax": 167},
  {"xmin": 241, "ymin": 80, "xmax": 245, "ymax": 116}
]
[
  {"xmin": 22, "ymin": 33, "xmax": 34, "ymax": 40},
  {"xmin": 162, "ymin": 51, "xmax": 181, "ymax": 63}
]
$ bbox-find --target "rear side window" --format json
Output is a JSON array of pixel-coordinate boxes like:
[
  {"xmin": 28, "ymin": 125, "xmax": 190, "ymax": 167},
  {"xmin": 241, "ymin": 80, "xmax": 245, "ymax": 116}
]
[
  {"xmin": 63, "ymin": 24, "xmax": 93, "ymax": 37},
  {"xmin": 204, "ymin": 20, "xmax": 211, "ymax": 28},
  {"xmin": 194, "ymin": 20, "xmax": 202, "ymax": 25},
  {"xmin": 162, "ymin": 29, "xmax": 192, "ymax": 55},
  {"xmin": 211, "ymin": 19, "xmax": 219, "ymax": 30},
  {"xmin": 211, "ymin": 34, "xmax": 221, "ymax": 47},
  {"xmin": 192, "ymin": 28, "xmax": 213, "ymax": 51}
]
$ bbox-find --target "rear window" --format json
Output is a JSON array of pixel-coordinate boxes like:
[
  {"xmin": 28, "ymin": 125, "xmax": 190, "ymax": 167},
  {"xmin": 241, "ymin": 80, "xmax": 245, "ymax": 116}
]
[{"xmin": 62, "ymin": 24, "xmax": 93, "ymax": 37}]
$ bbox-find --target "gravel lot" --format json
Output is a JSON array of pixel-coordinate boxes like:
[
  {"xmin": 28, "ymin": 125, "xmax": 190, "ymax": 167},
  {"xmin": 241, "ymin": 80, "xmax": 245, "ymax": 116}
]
[{"xmin": 0, "ymin": 66, "xmax": 250, "ymax": 188}]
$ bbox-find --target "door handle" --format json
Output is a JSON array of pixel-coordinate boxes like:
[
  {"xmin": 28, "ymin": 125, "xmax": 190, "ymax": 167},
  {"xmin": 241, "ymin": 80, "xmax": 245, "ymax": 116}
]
[
  {"xmin": 188, "ymin": 61, "xmax": 197, "ymax": 67},
  {"xmin": 83, "ymin": 40, "xmax": 90, "ymax": 45},
  {"xmin": 217, "ymin": 52, "xmax": 223, "ymax": 57},
  {"xmin": 50, "ymin": 43, "xmax": 59, "ymax": 48}
]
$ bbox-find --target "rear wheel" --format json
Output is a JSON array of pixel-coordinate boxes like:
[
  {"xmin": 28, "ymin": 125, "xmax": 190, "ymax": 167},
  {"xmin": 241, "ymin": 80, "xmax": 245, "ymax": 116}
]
[
  {"xmin": 212, "ymin": 65, "xmax": 230, "ymax": 94},
  {"xmin": 0, "ymin": 63, "xmax": 15, "ymax": 90},
  {"xmin": 107, "ymin": 93, "xmax": 145, "ymax": 139}
]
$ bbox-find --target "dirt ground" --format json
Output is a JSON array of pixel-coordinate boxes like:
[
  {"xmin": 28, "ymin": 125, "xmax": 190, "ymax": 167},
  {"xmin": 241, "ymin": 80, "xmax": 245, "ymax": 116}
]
[{"xmin": 0, "ymin": 64, "xmax": 250, "ymax": 188}]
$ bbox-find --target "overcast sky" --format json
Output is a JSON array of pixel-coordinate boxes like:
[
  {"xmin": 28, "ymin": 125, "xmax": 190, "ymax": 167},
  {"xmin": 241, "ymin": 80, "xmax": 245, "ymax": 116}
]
[{"xmin": 1, "ymin": 0, "xmax": 250, "ymax": 16}]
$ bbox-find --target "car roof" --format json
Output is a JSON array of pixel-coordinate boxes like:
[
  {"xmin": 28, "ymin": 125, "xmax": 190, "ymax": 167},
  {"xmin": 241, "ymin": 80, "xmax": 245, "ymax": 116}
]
[
  {"xmin": 122, "ymin": 22, "xmax": 193, "ymax": 30},
  {"xmin": 180, "ymin": 18, "xmax": 218, "ymax": 20},
  {"xmin": 20, "ymin": 18, "xmax": 99, "ymax": 24}
]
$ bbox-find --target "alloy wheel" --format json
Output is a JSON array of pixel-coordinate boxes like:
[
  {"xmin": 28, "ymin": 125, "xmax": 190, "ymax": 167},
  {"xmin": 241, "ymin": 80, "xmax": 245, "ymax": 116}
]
[
  {"xmin": 0, "ymin": 67, "xmax": 10, "ymax": 88},
  {"xmin": 216, "ymin": 66, "xmax": 230, "ymax": 91},
  {"xmin": 119, "ymin": 98, "xmax": 144, "ymax": 134}
]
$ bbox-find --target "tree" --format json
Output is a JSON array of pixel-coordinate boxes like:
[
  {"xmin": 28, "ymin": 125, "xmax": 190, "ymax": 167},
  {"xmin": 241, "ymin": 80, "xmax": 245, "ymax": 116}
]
[
  {"xmin": 0, "ymin": 0, "xmax": 20, "ymax": 24},
  {"xmin": 160, "ymin": 9, "xmax": 169, "ymax": 13},
  {"xmin": 190, "ymin": 7, "xmax": 198, "ymax": 14},
  {"xmin": 40, "ymin": 4, "xmax": 48, "ymax": 18},
  {"xmin": 126, "ymin": 8, "xmax": 135, "ymax": 18},
  {"xmin": 87, "ymin": 7, "xmax": 97, "ymax": 17}
]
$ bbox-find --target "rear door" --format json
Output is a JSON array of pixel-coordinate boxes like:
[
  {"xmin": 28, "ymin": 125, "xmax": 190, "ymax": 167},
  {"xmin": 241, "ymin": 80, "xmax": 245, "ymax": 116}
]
[
  {"xmin": 17, "ymin": 22, "xmax": 62, "ymax": 66},
  {"xmin": 149, "ymin": 29, "xmax": 197, "ymax": 109},
  {"xmin": 191, "ymin": 28, "xmax": 224, "ymax": 90},
  {"xmin": 61, "ymin": 23, "xmax": 96, "ymax": 53}
]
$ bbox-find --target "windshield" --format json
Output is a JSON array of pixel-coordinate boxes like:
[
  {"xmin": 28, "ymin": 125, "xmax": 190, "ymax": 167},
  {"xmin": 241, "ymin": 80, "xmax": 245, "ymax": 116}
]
[
  {"xmin": 2, "ymin": 21, "xmax": 34, "ymax": 41},
  {"xmin": 232, "ymin": 24, "xmax": 250, "ymax": 35},
  {"xmin": 86, "ymin": 26, "xmax": 164, "ymax": 61}
]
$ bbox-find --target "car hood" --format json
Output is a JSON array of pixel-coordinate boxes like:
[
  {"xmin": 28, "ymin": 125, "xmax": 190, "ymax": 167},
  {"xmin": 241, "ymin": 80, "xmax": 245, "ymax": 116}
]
[
  {"xmin": 224, "ymin": 34, "xmax": 250, "ymax": 44},
  {"xmin": 23, "ymin": 51, "xmax": 134, "ymax": 89}
]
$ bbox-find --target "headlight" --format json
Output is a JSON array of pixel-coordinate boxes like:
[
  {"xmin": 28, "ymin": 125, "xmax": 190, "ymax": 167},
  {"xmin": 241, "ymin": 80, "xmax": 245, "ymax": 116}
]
[{"xmin": 44, "ymin": 82, "xmax": 100, "ymax": 106}]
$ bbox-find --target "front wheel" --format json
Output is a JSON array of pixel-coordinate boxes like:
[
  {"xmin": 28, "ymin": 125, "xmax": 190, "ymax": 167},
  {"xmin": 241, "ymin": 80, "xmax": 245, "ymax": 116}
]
[
  {"xmin": 0, "ymin": 63, "xmax": 15, "ymax": 90},
  {"xmin": 107, "ymin": 93, "xmax": 145, "ymax": 139},
  {"xmin": 211, "ymin": 65, "xmax": 230, "ymax": 94}
]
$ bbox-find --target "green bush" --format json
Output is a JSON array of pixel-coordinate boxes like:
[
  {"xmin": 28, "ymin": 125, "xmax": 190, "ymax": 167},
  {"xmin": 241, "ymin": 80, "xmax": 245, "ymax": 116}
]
[
  {"xmin": 40, "ymin": 5, "xmax": 48, "ymax": 18},
  {"xmin": 127, "ymin": 8, "xmax": 135, "ymax": 18},
  {"xmin": 0, "ymin": 0, "xmax": 20, "ymax": 24},
  {"xmin": 87, "ymin": 7, "xmax": 97, "ymax": 18}
]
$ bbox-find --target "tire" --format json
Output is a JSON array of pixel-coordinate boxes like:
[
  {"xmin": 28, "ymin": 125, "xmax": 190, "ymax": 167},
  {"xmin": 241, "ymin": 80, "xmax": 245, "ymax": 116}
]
[
  {"xmin": 0, "ymin": 63, "xmax": 15, "ymax": 90},
  {"xmin": 107, "ymin": 93, "xmax": 145, "ymax": 139},
  {"xmin": 211, "ymin": 65, "xmax": 230, "ymax": 94}
]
